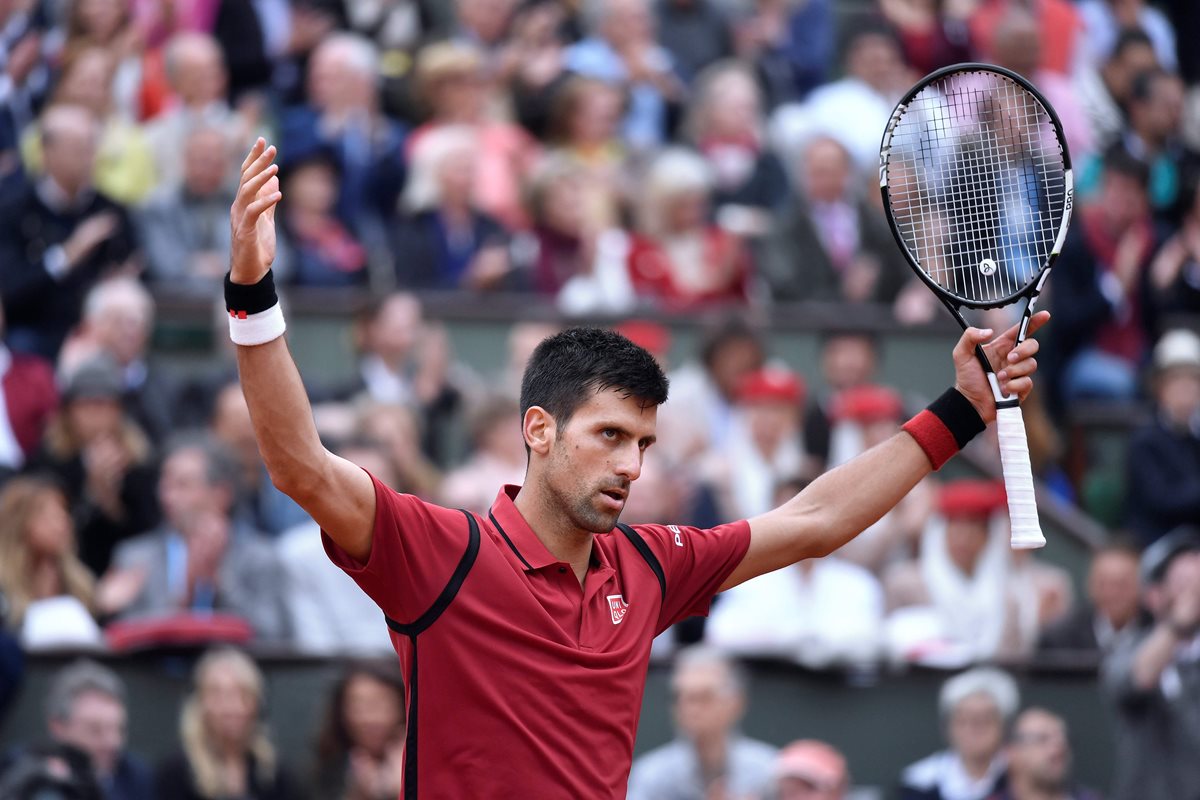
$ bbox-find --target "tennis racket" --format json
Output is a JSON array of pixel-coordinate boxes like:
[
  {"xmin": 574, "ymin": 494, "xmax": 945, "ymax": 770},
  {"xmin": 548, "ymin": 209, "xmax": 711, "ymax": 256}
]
[{"xmin": 879, "ymin": 63, "xmax": 1073, "ymax": 549}]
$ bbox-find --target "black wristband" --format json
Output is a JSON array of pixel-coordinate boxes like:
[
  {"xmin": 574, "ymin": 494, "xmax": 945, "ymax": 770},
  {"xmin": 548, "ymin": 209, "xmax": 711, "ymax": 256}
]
[
  {"xmin": 224, "ymin": 270, "xmax": 278, "ymax": 317},
  {"xmin": 928, "ymin": 387, "xmax": 987, "ymax": 449}
]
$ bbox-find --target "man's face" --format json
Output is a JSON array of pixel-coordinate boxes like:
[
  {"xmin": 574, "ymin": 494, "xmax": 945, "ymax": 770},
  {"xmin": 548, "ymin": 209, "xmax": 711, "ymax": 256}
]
[
  {"xmin": 947, "ymin": 692, "xmax": 1004, "ymax": 765},
  {"xmin": 93, "ymin": 297, "xmax": 151, "ymax": 366},
  {"xmin": 159, "ymin": 448, "xmax": 223, "ymax": 527},
  {"xmin": 1009, "ymin": 711, "xmax": 1070, "ymax": 791},
  {"xmin": 1156, "ymin": 369, "xmax": 1200, "ymax": 424},
  {"xmin": 50, "ymin": 691, "xmax": 126, "ymax": 778},
  {"xmin": 671, "ymin": 663, "xmax": 741, "ymax": 742},
  {"xmin": 540, "ymin": 389, "xmax": 657, "ymax": 533},
  {"xmin": 803, "ymin": 139, "xmax": 850, "ymax": 205},
  {"xmin": 821, "ymin": 336, "xmax": 877, "ymax": 391},
  {"xmin": 944, "ymin": 518, "xmax": 990, "ymax": 574},
  {"xmin": 1088, "ymin": 551, "xmax": 1141, "ymax": 628}
]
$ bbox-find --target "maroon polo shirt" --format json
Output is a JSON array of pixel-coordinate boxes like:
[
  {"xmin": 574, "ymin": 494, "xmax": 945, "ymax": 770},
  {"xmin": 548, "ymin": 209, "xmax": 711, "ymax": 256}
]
[{"xmin": 323, "ymin": 475, "xmax": 751, "ymax": 800}]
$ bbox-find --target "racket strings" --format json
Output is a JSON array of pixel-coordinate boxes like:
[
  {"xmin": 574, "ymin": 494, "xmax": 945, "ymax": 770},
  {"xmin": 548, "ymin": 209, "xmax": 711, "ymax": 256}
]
[{"xmin": 885, "ymin": 71, "xmax": 1067, "ymax": 305}]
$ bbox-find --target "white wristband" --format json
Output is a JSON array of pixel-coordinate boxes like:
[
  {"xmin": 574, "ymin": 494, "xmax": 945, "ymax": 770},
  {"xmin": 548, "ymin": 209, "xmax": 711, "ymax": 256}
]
[{"xmin": 229, "ymin": 303, "xmax": 286, "ymax": 346}]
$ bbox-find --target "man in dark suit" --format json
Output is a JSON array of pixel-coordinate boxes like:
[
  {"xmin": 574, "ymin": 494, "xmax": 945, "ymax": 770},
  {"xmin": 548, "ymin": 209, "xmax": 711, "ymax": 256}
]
[
  {"xmin": 0, "ymin": 105, "xmax": 137, "ymax": 360},
  {"xmin": 1039, "ymin": 541, "xmax": 1151, "ymax": 657}
]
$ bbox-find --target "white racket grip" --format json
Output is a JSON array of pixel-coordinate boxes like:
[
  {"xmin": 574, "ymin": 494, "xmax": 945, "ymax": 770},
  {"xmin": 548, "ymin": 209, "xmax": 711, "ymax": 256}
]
[{"xmin": 996, "ymin": 405, "xmax": 1045, "ymax": 549}]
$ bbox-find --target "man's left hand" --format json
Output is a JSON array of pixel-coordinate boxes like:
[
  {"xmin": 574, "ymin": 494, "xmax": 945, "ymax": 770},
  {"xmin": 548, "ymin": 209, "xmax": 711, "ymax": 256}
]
[{"xmin": 953, "ymin": 310, "xmax": 1050, "ymax": 425}]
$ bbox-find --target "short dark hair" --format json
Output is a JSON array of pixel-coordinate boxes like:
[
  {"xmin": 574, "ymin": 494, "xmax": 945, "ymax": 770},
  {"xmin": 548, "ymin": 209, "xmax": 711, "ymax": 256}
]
[
  {"xmin": 1111, "ymin": 27, "xmax": 1155, "ymax": 62},
  {"xmin": 1102, "ymin": 145, "xmax": 1151, "ymax": 188},
  {"xmin": 699, "ymin": 315, "xmax": 764, "ymax": 369},
  {"xmin": 519, "ymin": 327, "xmax": 669, "ymax": 430}
]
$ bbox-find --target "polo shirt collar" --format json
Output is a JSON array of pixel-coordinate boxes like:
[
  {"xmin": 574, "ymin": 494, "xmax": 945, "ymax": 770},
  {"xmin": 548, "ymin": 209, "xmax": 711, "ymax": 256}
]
[{"xmin": 489, "ymin": 485, "xmax": 612, "ymax": 573}]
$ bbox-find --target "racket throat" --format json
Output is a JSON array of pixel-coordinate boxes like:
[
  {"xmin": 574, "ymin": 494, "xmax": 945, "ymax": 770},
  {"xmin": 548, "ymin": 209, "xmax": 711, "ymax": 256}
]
[{"xmin": 988, "ymin": 372, "xmax": 1020, "ymax": 407}]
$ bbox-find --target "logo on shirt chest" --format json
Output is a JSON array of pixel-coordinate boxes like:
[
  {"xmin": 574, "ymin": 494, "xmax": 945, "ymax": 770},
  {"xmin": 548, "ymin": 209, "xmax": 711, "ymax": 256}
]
[{"xmin": 606, "ymin": 594, "xmax": 630, "ymax": 625}]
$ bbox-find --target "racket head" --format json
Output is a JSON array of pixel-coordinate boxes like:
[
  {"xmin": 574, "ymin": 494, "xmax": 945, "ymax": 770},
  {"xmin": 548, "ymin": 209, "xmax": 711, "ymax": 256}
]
[{"xmin": 879, "ymin": 63, "xmax": 1073, "ymax": 310}]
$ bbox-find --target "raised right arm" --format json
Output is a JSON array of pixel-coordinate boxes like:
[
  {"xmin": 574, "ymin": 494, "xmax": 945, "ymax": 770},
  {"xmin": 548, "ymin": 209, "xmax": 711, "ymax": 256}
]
[{"xmin": 230, "ymin": 139, "xmax": 375, "ymax": 562}]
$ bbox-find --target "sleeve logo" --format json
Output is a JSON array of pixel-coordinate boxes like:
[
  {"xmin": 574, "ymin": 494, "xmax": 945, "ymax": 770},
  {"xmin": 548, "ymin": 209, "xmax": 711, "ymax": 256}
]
[{"xmin": 668, "ymin": 525, "xmax": 683, "ymax": 547}]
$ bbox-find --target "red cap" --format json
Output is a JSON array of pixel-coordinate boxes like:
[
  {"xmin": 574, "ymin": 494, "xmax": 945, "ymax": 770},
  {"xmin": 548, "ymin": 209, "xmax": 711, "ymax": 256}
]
[
  {"xmin": 938, "ymin": 480, "xmax": 1008, "ymax": 519},
  {"xmin": 831, "ymin": 384, "xmax": 904, "ymax": 423},
  {"xmin": 736, "ymin": 367, "xmax": 805, "ymax": 406},
  {"xmin": 615, "ymin": 320, "xmax": 671, "ymax": 358}
]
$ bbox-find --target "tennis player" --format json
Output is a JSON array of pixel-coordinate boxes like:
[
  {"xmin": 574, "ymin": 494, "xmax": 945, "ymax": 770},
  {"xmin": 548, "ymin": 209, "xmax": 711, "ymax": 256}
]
[{"xmin": 226, "ymin": 139, "xmax": 1047, "ymax": 799}]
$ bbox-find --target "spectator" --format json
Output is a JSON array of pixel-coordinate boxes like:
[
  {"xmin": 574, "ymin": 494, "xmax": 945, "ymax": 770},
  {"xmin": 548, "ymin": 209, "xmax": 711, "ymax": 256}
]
[
  {"xmin": 684, "ymin": 60, "xmax": 790, "ymax": 232},
  {"xmin": 626, "ymin": 646, "xmax": 776, "ymax": 800},
  {"xmin": 1077, "ymin": 0, "xmax": 1177, "ymax": 72},
  {"xmin": 354, "ymin": 403, "xmax": 445, "ymax": 501},
  {"xmin": 655, "ymin": 0, "xmax": 734, "ymax": 85},
  {"xmin": 969, "ymin": 0, "xmax": 1084, "ymax": 78},
  {"xmin": 770, "ymin": 22, "xmax": 910, "ymax": 173},
  {"xmin": 1039, "ymin": 541, "xmax": 1152, "ymax": 657},
  {"xmin": 279, "ymin": 153, "xmax": 370, "ymax": 288},
  {"xmin": 761, "ymin": 135, "xmax": 909, "ymax": 305},
  {"xmin": 899, "ymin": 667, "xmax": 1018, "ymax": 800},
  {"xmin": 501, "ymin": 0, "xmax": 573, "ymax": 138},
  {"xmin": 1102, "ymin": 528, "xmax": 1200, "ymax": 800},
  {"xmin": 43, "ymin": 660, "xmax": 154, "ymax": 800},
  {"xmin": 212, "ymin": 0, "xmax": 334, "ymax": 103},
  {"xmin": 1149, "ymin": 180, "xmax": 1200, "ymax": 315},
  {"xmin": 730, "ymin": 0, "xmax": 834, "ymax": 107},
  {"xmin": 0, "ymin": 304, "xmax": 59, "ymax": 476},
  {"xmin": 771, "ymin": 739, "xmax": 851, "ymax": 800},
  {"xmin": 439, "ymin": 395, "xmax": 526, "ymax": 515},
  {"xmin": 627, "ymin": 147, "xmax": 751, "ymax": 306},
  {"xmin": 877, "ymin": 0, "xmax": 972, "ymax": 75},
  {"xmin": 278, "ymin": 440, "xmax": 398, "ymax": 655},
  {"xmin": 1126, "ymin": 328, "xmax": 1200, "ymax": 547},
  {"xmin": 59, "ymin": 0, "xmax": 146, "ymax": 122},
  {"xmin": 279, "ymin": 33, "xmax": 406, "ymax": 244},
  {"xmin": 96, "ymin": 435, "xmax": 288, "ymax": 642},
  {"xmin": 448, "ymin": 0, "xmax": 519, "ymax": 57},
  {"xmin": 1076, "ymin": 28, "xmax": 1160, "ymax": 155},
  {"xmin": 156, "ymin": 648, "xmax": 298, "ymax": 800},
  {"xmin": 564, "ymin": 0, "xmax": 683, "ymax": 152},
  {"xmin": 802, "ymin": 332, "xmax": 880, "ymax": 473},
  {"xmin": 32, "ymin": 356, "xmax": 159, "ymax": 576},
  {"xmin": 391, "ymin": 125, "xmax": 515, "ymax": 291},
  {"xmin": 136, "ymin": 126, "xmax": 241, "ymax": 289},
  {"xmin": 1046, "ymin": 149, "xmax": 1156, "ymax": 411},
  {"xmin": 313, "ymin": 661, "xmax": 406, "ymax": 800},
  {"xmin": 409, "ymin": 40, "xmax": 540, "ymax": 231},
  {"xmin": 987, "ymin": 708, "xmax": 1100, "ymax": 800},
  {"xmin": 0, "ymin": 476, "xmax": 102, "ymax": 650},
  {"xmin": 0, "ymin": 104, "xmax": 137, "ymax": 360},
  {"xmin": 706, "ymin": 474, "xmax": 884, "ymax": 667}
]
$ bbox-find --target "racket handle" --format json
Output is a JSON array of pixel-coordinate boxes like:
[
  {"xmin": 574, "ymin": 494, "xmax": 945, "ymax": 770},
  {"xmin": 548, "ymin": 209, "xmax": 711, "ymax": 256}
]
[{"xmin": 996, "ymin": 405, "xmax": 1046, "ymax": 549}]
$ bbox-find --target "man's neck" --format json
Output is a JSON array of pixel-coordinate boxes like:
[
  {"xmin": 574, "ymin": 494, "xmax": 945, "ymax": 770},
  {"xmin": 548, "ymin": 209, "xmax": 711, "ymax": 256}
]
[
  {"xmin": 1009, "ymin": 774, "xmax": 1067, "ymax": 800},
  {"xmin": 513, "ymin": 484, "xmax": 594, "ymax": 584},
  {"xmin": 961, "ymin": 753, "xmax": 994, "ymax": 781},
  {"xmin": 692, "ymin": 731, "xmax": 729, "ymax": 783}
]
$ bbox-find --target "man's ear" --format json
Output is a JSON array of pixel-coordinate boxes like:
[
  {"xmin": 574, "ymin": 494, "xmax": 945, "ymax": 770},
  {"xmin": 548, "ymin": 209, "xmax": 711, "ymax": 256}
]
[{"xmin": 523, "ymin": 406, "xmax": 555, "ymax": 456}]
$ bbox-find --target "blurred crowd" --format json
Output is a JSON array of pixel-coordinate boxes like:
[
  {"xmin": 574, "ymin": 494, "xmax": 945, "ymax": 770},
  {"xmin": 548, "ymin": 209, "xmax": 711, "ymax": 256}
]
[{"xmin": 1, "ymin": 0, "xmax": 1200, "ymax": 797}]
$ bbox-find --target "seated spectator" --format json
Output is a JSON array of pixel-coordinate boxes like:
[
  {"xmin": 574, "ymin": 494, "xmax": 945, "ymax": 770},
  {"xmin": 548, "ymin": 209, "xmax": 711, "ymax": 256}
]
[
  {"xmin": 685, "ymin": 61, "xmax": 789, "ymax": 232},
  {"xmin": 771, "ymin": 739, "xmax": 851, "ymax": 800},
  {"xmin": 626, "ymin": 646, "xmax": 776, "ymax": 800},
  {"xmin": 1046, "ymin": 149, "xmax": 1156, "ymax": 411},
  {"xmin": 500, "ymin": 0, "xmax": 572, "ymax": 138},
  {"xmin": 0, "ymin": 104, "xmax": 137, "ymax": 360},
  {"xmin": 522, "ymin": 156, "xmax": 634, "ymax": 315},
  {"xmin": 32, "ymin": 356, "xmax": 159, "ymax": 576},
  {"xmin": 409, "ymin": 41, "xmax": 540, "ymax": 231},
  {"xmin": 706, "ymin": 475, "xmax": 884, "ymax": 667},
  {"xmin": 988, "ymin": 708, "xmax": 1100, "ymax": 800},
  {"xmin": 880, "ymin": 0, "xmax": 972, "ymax": 74},
  {"xmin": 354, "ymin": 403, "xmax": 444, "ymax": 501},
  {"xmin": 770, "ymin": 23, "xmax": 910, "ymax": 174},
  {"xmin": 1149, "ymin": 180, "xmax": 1200, "ymax": 315},
  {"xmin": 156, "ymin": 648, "xmax": 297, "ymax": 800},
  {"xmin": 564, "ymin": 0, "xmax": 683, "ymax": 152},
  {"xmin": 313, "ymin": 661, "xmax": 406, "ymax": 800},
  {"xmin": 730, "ymin": 0, "xmax": 834, "ymax": 107},
  {"xmin": 0, "ymin": 477, "xmax": 102, "ymax": 650},
  {"xmin": 278, "ymin": 439, "xmax": 397, "ymax": 656},
  {"xmin": 1075, "ymin": 29, "xmax": 1160, "ymax": 155},
  {"xmin": 143, "ymin": 32, "xmax": 254, "ymax": 192},
  {"xmin": 0, "ymin": 304, "xmax": 58, "ymax": 476},
  {"xmin": 391, "ymin": 126, "xmax": 515, "ymax": 291},
  {"xmin": 96, "ymin": 435, "xmax": 288, "ymax": 642},
  {"xmin": 628, "ymin": 148, "xmax": 751, "ymax": 307},
  {"xmin": 137, "ymin": 127, "xmax": 242, "ymax": 290},
  {"xmin": 24, "ymin": 48, "xmax": 156, "ymax": 205},
  {"xmin": 656, "ymin": 0, "xmax": 732, "ymax": 85},
  {"xmin": 969, "ymin": 0, "xmax": 1084, "ymax": 78},
  {"xmin": 58, "ymin": 0, "xmax": 146, "ymax": 123},
  {"xmin": 1102, "ymin": 528, "xmax": 1200, "ymax": 800},
  {"xmin": 1039, "ymin": 541, "xmax": 1151, "ymax": 657},
  {"xmin": 1125, "ymin": 329, "xmax": 1200, "ymax": 546},
  {"xmin": 439, "ymin": 395, "xmax": 527, "ymax": 515},
  {"xmin": 43, "ymin": 660, "xmax": 154, "ymax": 800},
  {"xmin": 278, "ymin": 33, "xmax": 406, "ymax": 245},
  {"xmin": 1077, "ymin": 0, "xmax": 1177, "ymax": 72},
  {"xmin": 900, "ymin": 667, "xmax": 1018, "ymax": 800},
  {"xmin": 760, "ymin": 136, "xmax": 908, "ymax": 305},
  {"xmin": 280, "ymin": 153, "xmax": 369, "ymax": 288},
  {"xmin": 802, "ymin": 332, "xmax": 880, "ymax": 473}
]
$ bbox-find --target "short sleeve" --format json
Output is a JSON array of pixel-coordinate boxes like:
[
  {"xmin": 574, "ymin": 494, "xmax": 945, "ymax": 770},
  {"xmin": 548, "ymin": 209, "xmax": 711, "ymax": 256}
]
[
  {"xmin": 633, "ymin": 521, "xmax": 751, "ymax": 634},
  {"xmin": 322, "ymin": 473, "xmax": 470, "ymax": 625}
]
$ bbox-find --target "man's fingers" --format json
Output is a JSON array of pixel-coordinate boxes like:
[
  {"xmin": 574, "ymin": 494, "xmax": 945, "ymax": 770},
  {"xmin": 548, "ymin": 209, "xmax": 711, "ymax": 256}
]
[
  {"xmin": 998, "ymin": 357, "xmax": 1037, "ymax": 382},
  {"xmin": 239, "ymin": 144, "xmax": 277, "ymax": 191},
  {"xmin": 239, "ymin": 162, "xmax": 279, "ymax": 205},
  {"xmin": 1025, "ymin": 310, "xmax": 1051, "ymax": 337},
  {"xmin": 240, "ymin": 138, "xmax": 267, "ymax": 174},
  {"xmin": 1005, "ymin": 336, "xmax": 1040, "ymax": 364},
  {"xmin": 245, "ymin": 190, "xmax": 283, "ymax": 219},
  {"xmin": 1001, "ymin": 376, "xmax": 1033, "ymax": 398},
  {"xmin": 954, "ymin": 327, "xmax": 994, "ymax": 362}
]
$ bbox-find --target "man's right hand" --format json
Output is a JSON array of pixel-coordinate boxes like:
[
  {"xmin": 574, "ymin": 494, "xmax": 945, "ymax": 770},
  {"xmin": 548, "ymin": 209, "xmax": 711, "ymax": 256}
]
[
  {"xmin": 229, "ymin": 138, "xmax": 282, "ymax": 285},
  {"xmin": 62, "ymin": 212, "xmax": 120, "ymax": 269}
]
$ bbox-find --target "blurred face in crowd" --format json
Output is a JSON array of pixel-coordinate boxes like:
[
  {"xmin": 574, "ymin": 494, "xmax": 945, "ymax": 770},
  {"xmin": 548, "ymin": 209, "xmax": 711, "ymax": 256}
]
[
  {"xmin": 480, "ymin": 408, "xmax": 525, "ymax": 463},
  {"xmin": 431, "ymin": 67, "xmax": 489, "ymax": 123},
  {"xmin": 743, "ymin": 398, "xmax": 798, "ymax": 459},
  {"xmin": 945, "ymin": 517, "xmax": 990, "ymax": 575},
  {"xmin": 199, "ymin": 658, "xmax": 259, "ymax": 749},
  {"xmin": 75, "ymin": 0, "xmax": 127, "ymax": 41},
  {"xmin": 1008, "ymin": 710, "xmax": 1071, "ymax": 792},
  {"xmin": 169, "ymin": 35, "xmax": 227, "ymax": 107},
  {"xmin": 182, "ymin": 128, "xmax": 230, "ymax": 197},
  {"xmin": 90, "ymin": 286, "xmax": 152, "ymax": 367},
  {"xmin": 845, "ymin": 32, "xmax": 903, "ymax": 94},
  {"xmin": 1151, "ymin": 552, "xmax": 1200, "ymax": 619},
  {"xmin": 1155, "ymin": 367, "xmax": 1200, "ymax": 425},
  {"xmin": 25, "ymin": 488, "xmax": 73, "ymax": 559},
  {"xmin": 802, "ymin": 137, "xmax": 851, "ymax": 205},
  {"xmin": 990, "ymin": 12, "xmax": 1041, "ymax": 80},
  {"xmin": 1106, "ymin": 41, "xmax": 1159, "ymax": 104},
  {"xmin": 1098, "ymin": 170, "xmax": 1149, "ymax": 232},
  {"xmin": 1088, "ymin": 549, "xmax": 1142, "ymax": 629},
  {"xmin": 568, "ymin": 82, "xmax": 623, "ymax": 148},
  {"xmin": 41, "ymin": 106, "xmax": 99, "ymax": 196},
  {"xmin": 285, "ymin": 160, "xmax": 338, "ymax": 215},
  {"xmin": 603, "ymin": 0, "xmax": 654, "ymax": 46},
  {"xmin": 821, "ymin": 335, "xmax": 877, "ymax": 391},
  {"xmin": 456, "ymin": 0, "xmax": 517, "ymax": 45},
  {"xmin": 539, "ymin": 170, "xmax": 585, "ymax": 235},
  {"xmin": 55, "ymin": 48, "xmax": 115, "ymax": 117},
  {"xmin": 309, "ymin": 44, "xmax": 375, "ymax": 116},
  {"xmin": 365, "ymin": 295, "xmax": 422, "ymax": 364},
  {"xmin": 342, "ymin": 673, "xmax": 406, "ymax": 757},
  {"xmin": 664, "ymin": 188, "xmax": 709, "ymax": 235},
  {"xmin": 66, "ymin": 395, "xmax": 123, "ymax": 445},
  {"xmin": 703, "ymin": 73, "xmax": 760, "ymax": 140},
  {"xmin": 435, "ymin": 143, "xmax": 478, "ymax": 208},
  {"xmin": 947, "ymin": 692, "xmax": 1005, "ymax": 766},
  {"xmin": 1132, "ymin": 72, "xmax": 1184, "ymax": 143},
  {"xmin": 211, "ymin": 384, "xmax": 258, "ymax": 476},
  {"xmin": 50, "ymin": 690, "xmax": 126, "ymax": 778},
  {"xmin": 159, "ymin": 447, "xmax": 227, "ymax": 528},
  {"xmin": 671, "ymin": 661, "xmax": 743, "ymax": 743},
  {"xmin": 708, "ymin": 336, "xmax": 765, "ymax": 401}
]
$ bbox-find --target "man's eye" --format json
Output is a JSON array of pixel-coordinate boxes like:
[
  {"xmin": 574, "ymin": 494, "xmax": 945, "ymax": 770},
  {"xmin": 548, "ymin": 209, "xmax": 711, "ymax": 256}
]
[{"xmin": 602, "ymin": 429, "xmax": 618, "ymax": 439}]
